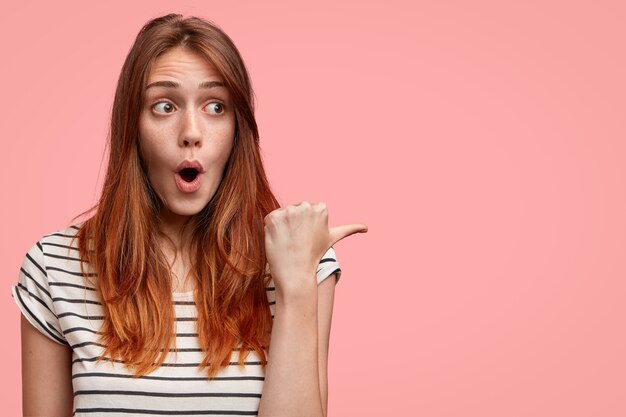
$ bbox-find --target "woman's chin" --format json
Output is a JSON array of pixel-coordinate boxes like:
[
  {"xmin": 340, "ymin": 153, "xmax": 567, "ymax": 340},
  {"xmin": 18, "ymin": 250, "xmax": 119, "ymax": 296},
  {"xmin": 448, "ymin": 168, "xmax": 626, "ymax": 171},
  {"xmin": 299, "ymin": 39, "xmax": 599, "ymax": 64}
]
[{"xmin": 162, "ymin": 199, "xmax": 210, "ymax": 219}]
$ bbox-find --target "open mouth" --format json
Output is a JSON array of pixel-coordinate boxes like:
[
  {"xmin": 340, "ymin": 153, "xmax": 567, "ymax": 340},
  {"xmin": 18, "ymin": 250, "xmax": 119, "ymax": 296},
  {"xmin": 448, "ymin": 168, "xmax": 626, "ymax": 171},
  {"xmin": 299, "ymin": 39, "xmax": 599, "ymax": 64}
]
[{"xmin": 179, "ymin": 168, "xmax": 199, "ymax": 183}]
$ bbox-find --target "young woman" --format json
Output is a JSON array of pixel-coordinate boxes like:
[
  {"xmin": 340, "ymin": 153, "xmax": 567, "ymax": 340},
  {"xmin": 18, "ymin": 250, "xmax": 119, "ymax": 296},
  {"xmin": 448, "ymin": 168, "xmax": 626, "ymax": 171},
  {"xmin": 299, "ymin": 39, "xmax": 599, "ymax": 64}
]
[{"xmin": 11, "ymin": 13, "xmax": 367, "ymax": 417}]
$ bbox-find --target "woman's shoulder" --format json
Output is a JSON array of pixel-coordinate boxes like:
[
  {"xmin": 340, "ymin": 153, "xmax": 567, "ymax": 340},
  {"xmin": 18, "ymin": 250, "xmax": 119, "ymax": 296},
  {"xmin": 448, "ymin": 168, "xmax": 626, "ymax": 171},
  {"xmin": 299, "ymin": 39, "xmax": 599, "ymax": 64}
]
[
  {"xmin": 16, "ymin": 223, "xmax": 84, "ymax": 270},
  {"xmin": 25, "ymin": 222, "xmax": 90, "ymax": 282},
  {"xmin": 40, "ymin": 222, "xmax": 82, "ymax": 241},
  {"xmin": 35, "ymin": 222, "xmax": 83, "ymax": 252},
  {"xmin": 12, "ymin": 222, "xmax": 88, "ymax": 346},
  {"xmin": 26, "ymin": 222, "xmax": 88, "ymax": 272}
]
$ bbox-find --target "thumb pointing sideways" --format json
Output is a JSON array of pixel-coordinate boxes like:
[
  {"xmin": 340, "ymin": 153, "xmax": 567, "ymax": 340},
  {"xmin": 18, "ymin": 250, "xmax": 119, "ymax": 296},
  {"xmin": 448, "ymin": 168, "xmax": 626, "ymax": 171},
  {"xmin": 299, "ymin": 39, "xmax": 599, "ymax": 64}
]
[{"xmin": 328, "ymin": 223, "xmax": 368, "ymax": 247}]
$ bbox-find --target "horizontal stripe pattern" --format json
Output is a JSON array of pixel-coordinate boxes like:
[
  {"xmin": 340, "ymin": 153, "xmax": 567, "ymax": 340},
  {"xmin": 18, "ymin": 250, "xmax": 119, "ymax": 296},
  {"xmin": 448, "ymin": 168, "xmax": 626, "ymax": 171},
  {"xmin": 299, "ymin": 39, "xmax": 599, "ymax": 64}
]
[{"xmin": 11, "ymin": 224, "xmax": 341, "ymax": 416}]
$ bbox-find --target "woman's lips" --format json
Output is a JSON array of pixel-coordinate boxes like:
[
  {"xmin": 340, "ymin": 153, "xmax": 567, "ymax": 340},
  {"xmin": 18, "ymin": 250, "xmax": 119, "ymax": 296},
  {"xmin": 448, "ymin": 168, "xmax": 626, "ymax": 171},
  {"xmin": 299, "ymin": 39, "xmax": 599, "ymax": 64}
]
[{"xmin": 175, "ymin": 171, "xmax": 202, "ymax": 193}]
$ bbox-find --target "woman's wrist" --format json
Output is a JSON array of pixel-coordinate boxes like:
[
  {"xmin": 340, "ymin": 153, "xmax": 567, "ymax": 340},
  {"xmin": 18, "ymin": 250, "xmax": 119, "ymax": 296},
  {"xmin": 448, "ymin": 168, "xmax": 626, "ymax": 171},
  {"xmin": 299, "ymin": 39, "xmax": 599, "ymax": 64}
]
[{"xmin": 273, "ymin": 271, "xmax": 318, "ymax": 307}]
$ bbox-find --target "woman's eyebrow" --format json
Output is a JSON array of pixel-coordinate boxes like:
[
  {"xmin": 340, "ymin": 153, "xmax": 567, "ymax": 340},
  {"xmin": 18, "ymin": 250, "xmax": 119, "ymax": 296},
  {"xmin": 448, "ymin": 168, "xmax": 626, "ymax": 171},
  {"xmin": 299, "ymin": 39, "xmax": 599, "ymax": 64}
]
[{"xmin": 145, "ymin": 80, "xmax": 226, "ymax": 90}]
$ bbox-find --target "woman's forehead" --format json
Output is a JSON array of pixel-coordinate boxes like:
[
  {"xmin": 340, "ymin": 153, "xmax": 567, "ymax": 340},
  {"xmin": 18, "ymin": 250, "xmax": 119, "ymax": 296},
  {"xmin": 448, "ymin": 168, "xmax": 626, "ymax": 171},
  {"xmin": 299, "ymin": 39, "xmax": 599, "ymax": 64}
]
[{"xmin": 146, "ymin": 47, "xmax": 223, "ymax": 84}]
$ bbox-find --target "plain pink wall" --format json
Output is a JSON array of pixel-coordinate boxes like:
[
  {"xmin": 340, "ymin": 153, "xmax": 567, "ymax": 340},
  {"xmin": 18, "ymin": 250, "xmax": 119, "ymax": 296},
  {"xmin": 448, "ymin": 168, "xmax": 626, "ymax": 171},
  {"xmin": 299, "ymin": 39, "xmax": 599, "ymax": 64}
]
[{"xmin": 2, "ymin": 0, "xmax": 625, "ymax": 416}]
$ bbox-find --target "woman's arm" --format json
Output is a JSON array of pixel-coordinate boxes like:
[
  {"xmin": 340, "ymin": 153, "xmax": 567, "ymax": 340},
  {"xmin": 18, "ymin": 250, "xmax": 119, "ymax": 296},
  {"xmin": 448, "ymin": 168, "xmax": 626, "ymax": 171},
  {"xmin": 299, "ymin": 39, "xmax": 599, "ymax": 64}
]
[
  {"xmin": 21, "ymin": 315, "xmax": 74, "ymax": 416},
  {"xmin": 258, "ymin": 273, "xmax": 336, "ymax": 417},
  {"xmin": 317, "ymin": 273, "xmax": 336, "ymax": 417},
  {"xmin": 259, "ymin": 201, "xmax": 366, "ymax": 417}
]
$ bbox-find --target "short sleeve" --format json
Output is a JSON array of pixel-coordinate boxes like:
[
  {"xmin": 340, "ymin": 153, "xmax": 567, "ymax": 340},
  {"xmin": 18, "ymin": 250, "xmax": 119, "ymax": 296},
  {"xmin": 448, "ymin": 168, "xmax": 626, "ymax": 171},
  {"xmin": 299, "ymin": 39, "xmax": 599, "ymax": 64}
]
[
  {"xmin": 316, "ymin": 246, "xmax": 342, "ymax": 285},
  {"xmin": 10, "ymin": 241, "xmax": 68, "ymax": 345}
]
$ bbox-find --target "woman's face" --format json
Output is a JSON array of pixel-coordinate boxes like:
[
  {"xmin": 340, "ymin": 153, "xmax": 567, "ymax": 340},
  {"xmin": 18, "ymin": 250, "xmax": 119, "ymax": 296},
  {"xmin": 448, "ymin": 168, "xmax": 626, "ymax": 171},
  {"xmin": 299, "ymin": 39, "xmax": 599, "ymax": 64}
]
[{"xmin": 138, "ymin": 47, "xmax": 236, "ymax": 220}]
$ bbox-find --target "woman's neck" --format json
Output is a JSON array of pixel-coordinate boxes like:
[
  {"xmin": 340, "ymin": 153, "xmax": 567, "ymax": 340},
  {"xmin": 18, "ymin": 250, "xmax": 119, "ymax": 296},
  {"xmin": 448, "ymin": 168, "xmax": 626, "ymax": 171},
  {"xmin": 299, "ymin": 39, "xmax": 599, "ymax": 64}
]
[
  {"xmin": 158, "ymin": 208, "xmax": 196, "ymax": 293},
  {"xmin": 158, "ymin": 208, "xmax": 192, "ymax": 252}
]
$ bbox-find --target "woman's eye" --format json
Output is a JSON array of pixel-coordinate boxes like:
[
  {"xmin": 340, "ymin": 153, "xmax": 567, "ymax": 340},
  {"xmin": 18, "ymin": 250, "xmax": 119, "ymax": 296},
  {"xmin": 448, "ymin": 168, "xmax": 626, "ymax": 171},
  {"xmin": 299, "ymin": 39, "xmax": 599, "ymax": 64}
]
[
  {"xmin": 153, "ymin": 102, "xmax": 175, "ymax": 114},
  {"xmin": 206, "ymin": 102, "xmax": 224, "ymax": 115}
]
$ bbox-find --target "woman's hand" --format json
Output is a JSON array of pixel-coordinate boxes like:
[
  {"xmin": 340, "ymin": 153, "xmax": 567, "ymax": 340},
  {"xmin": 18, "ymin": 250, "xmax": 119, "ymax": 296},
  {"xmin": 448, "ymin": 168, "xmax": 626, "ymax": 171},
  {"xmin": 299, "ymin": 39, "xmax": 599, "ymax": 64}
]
[
  {"xmin": 264, "ymin": 201, "xmax": 367, "ymax": 299},
  {"xmin": 261, "ymin": 201, "xmax": 366, "ymax": 416}
]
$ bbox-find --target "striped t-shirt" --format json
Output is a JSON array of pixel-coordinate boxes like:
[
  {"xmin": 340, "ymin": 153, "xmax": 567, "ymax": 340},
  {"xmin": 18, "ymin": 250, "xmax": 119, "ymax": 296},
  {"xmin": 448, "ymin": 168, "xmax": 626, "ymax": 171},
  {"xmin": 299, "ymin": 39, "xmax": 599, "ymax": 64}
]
[{"xmin": 11, "ymin": 224, "xmax": 341, "ymax": 416}]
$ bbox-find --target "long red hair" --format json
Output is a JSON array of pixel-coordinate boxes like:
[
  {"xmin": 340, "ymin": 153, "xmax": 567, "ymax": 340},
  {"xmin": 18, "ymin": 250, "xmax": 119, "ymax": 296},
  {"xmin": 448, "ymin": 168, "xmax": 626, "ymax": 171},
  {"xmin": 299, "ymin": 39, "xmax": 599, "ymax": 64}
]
[{"xmin": 74, "ymin": 14, "xmax": 279, "ymax": 379}]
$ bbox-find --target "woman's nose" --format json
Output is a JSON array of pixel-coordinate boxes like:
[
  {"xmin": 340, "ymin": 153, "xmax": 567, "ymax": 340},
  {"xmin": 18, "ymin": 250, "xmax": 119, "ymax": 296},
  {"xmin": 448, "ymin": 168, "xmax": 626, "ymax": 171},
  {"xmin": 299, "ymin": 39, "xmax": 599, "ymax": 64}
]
[{"xmin": 179, "ymin": 110, "xmax": 202, "ymax": 147}]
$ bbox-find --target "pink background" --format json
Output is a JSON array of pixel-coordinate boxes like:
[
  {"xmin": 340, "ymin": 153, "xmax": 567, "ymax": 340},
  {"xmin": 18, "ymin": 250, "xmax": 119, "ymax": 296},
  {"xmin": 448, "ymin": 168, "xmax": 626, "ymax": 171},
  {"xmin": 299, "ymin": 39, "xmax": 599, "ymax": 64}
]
[{"xmin": 1, "ymin": 0, "xmax": 625, "ymax": 415}]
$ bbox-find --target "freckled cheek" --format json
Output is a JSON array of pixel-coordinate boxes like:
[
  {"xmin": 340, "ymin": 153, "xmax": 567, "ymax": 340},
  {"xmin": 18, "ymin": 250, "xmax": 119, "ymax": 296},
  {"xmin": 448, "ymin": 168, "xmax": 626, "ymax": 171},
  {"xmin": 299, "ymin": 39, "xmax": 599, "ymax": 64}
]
[
  {"xmin": 204, "ymin": 145, "xmax": 234, "ymax": 175},
  {"xmin": 138, "ymin": 136, "xmax": 174, "ymax": 181},
  {"xmin": 203, "ymin": 122, "xmax": 236, "ymax": 162}
]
